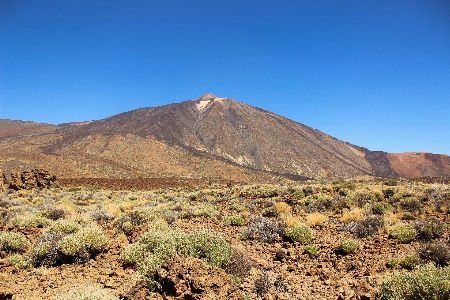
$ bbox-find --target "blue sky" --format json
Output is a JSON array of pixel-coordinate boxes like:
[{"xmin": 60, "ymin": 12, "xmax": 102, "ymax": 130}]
[{"xmin": 1, "ymin": 1, "xmax": 449, "ymax": 154}]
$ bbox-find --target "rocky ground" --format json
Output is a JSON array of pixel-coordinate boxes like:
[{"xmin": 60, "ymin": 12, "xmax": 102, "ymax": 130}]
[{"xmin": 1, "ymin": 179, "xmax": 450, "ymax": 299}]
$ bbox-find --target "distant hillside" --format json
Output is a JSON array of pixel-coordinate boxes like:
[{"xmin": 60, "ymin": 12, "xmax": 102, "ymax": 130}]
[{"xmin": 1, "ymin": 94, "xmax": 449, "ymax": 180}]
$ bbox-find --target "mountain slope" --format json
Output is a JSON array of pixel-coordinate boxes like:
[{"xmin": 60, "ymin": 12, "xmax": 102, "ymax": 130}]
[
  {"xmin": 1, "ymin": 94, "xmax": 449, "ymax": 180},
  {"xmin": 45, "ymin": 94, "xmax": 391, "ymax": 178}
]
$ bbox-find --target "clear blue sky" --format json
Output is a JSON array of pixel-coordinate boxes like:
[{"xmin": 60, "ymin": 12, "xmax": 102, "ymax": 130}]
[{"xmin": 1, "ymin": 1, "xmax": 449, "ymax": 154}]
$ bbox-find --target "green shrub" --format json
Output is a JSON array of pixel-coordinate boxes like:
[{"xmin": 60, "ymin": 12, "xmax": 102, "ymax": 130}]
[
  {"xmin": 30, "ymin": 232, "xmax": 65, "ymax": 267},
  {"xmin": 304, "ymin": 245, "xmax": 318, "ymax": 256},
  {"xmin": 301, "ymin": 194, "xmax": 334, "ymax": 213},
  {"xmin": 52, "ymin": 286, "xmax": 120, "ymax": 300},
  {"xmin": 8, "ymin": 254, "xmax": 29, "ymax": 269},
  {"xmin": 223, "ymin": 215, "xmax": 246, "ymax": 226},
  {"xmin": 385, "ymin": 259, "xmax": 399, "ymax": 268},
  {"xmin": 48, "ymin": 220, "xmax": 81, "ymax": 234},
  {"xmin": 372, "ymin": 202, "xmax": 389, "ymax": 215},
  {"xmin": 285, "ymin": 223, "xmax": 313, "ymax": 244},
  {"xmin": 383, "ymin": 179, "xmax": 398, "ymax": 186},
  {"xmin": 0, "ymin": 231, "xmax": 30, "ymax": 253},
  {"xmin": 399, "ymin": 197, "xmax": 422, "ymax": 213},
  {"xmin": 380, "ymin": 263, "xmax": 450, "ymax": 300},
  {"xmin": 389, "ymin": 223, "xmax": 416, "ymax": 243},
  {"xmin": 58, "ymin": 226, "xmax": 108, "ymax": 258},
  {"xmin": 121, "ymin": 228, "xmax": 232, "ymax": 290},
  {"xmin": 7, "ymin": 215, "xmax": 51, "ymax": 228},
  {"xmin": 399, "ymin": 254, "xmax": 420, "ymax": 270},
  {"xmin": 339, "ymin": 239, "xmax": 357, "ymax": 255}
]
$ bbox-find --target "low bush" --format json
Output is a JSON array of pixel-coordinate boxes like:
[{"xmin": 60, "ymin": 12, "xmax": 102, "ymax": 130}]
[
  {"xmin": 223, "ymin": 247, "xmax": 253, "ymax": 277},
  {"xmin": 223, "ymin": 215, "xmax": 246, "ymax": 226},
  {"xmin": 304, "ymin": 245, "xmax": 318, "ymax": 256},
  {"xmin": 7, "ymin": 215, "xmax": 51, "ymax": 228},
  {"xmin": 354, "ymin": 215, "xmax": 384, "ymax": 238},
  {"xmin": 380, "ymin": 263, "xmax": 450, "ymax": 300},
  {"xmin": 415, "ymin": 218, "xmax": 445, "ymax": 241},
  {"xmin": 48, "ymin": 220, "xmax": 81, "ymax": 234},
  {"xmin": 284, "ymin": 223, "xmax": 313, "ymax": 244},
  {"xmin": 45, "ymin": 208, "xmax": 66, "ymax": 221},
  {"xmin": 399, "ymin": 196, "xmax": 422, "ymax": 213},
  {"xmin": 385, "ymin": 259, "xmax": 399, "ymax": 268},
  {"xmin": 305, "ymin": 213, "xmax": 329, "ymax": 227},
  {"xmin": 388, "ymin": 223, "xmax": 416, "ymax": 243},
  {"xmin": 417, "ymin": 243, "xmax": 450, "ymax": 267},
  {"xmin": 241, "ymin": 216, "xmax": 285, "ymax": 243},
  {"xmin": 30, "ymin": 232, "xmax": 65, "ymax": 267},
  {"xmin": 8, "ymin": 254, "xmax": 29, "ymax": 269},
  {"xmin": 0, "ymin": 231, "xmax": 30, "ymax": 253},
  {"xmin": 339, "ymin": 239, "xmax": 357, "ymax": 255},
  {"xmin": 399, "ymin": 254, "xmax": 420, "ymax": 270}
]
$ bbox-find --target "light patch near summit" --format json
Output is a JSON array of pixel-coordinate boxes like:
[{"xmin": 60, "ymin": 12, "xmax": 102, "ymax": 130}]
[{"xmin": 196, "ymin": 100, "xmax": 211, "ymax": 112}]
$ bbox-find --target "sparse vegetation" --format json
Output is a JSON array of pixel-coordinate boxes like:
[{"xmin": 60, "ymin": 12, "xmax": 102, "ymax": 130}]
[{"xmin": 2, "ymin": 179, "xmax": 450, "ymax": 299}]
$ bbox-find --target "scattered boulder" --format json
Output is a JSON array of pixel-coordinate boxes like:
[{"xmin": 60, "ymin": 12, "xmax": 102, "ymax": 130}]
[
  {"xmin": 4, "ymin": 169, "xmax": 58, "ymax": 190},
  {"xmin": 155, "ymin": 256, "xmax": 241, "ymax": 300}
]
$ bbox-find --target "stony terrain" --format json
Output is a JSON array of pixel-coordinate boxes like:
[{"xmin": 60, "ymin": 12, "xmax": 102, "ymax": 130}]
[{"xmin": 1, "ymin": 177, "xmax": 450, "ymax": 299}]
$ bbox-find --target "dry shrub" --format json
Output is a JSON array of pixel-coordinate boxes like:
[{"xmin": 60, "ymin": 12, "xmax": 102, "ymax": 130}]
[
  {"xmin": 242, "ymin": 216, "xmax": 285, "ymax": 243},
  {"xmin": 339, "ymin": 207, "xmax": 363, "ymax": 223},
  {"xmin": 415, "ymin": 218, "xmax": 445, "ymax": 241},
  {"xmin": 223, "ymin": 247, "xmax": 253, "ymax": 277},
  {"xmin": 417, "ymin": 243, "xmax": 450, "ymax": 267},
  {"xmin": 274, "ymin": 202, "xmax": 291, "ymax": 216},
  {"xmin": 305, "ymin": 213, "xmax": 329, "ymax": 227},
  {"xmin": 355, "ymin": 215, "xmax": 384, "ymax": 238}
]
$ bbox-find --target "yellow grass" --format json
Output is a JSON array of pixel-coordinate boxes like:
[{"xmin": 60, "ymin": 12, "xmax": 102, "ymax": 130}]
[
  {"xmin": 305, "ymin": 213, "xmax": 329, "ymax": 227},
  {"xmin": 339, "ymin": 207, "xmax": 363, "ymax": 223}
]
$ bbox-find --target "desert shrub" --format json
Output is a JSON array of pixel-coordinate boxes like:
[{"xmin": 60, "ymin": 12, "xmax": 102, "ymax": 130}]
[
  {"xmin": 435, "ymin": 200, "xmax": 450, "ymax": 213},
  {"xmin": 7, "ymin": 215, "xmax": 51, "ymax": 228},
  {"xmin": 301, "ymin": 193, "xmax": 334, "ymax": 213},
  {"xmin": 121, "ymin": 228, "xmax": 232, "ymax": 290},
  {"xmin": 58, "ymin": 226, "xmax": 108, "ymax": 262},
  {"xmin": 0, "ymin": 232, "xmax": 30, "ymax": 253},
  {"xmin": 415, "ymin": 218, "xmax": 445, "ymax": 241},
  {"xmin": 52, "ymin": 286, "xmax": 120, "ymax": 300},
  {"xmin": 401, "ymin": 212, "xmax": 415, "ymax": 220},
  {"xmin": 238, "ymin": 184, "xmax": 280, "ymax": 198},
  {"xmin": 389, "ymin": 223, "xmax": 416, "ymax": 243},
  {"xmin": 8, "ymin": 254, "xmax": 29, "ymax": 269},
  {"xmin": 223, "ymin": 215, "xmax": 246, "ymax": 226},
  {"xmin": 45, "ymin": 208, "xmax": 66, "ymax": 221},
  {"xmin": 30, "ymin": 231, "xmax": 65, "ymax": 267},
  {"xmin": 241, "ymin": 216, "xmax": 285, "ymax": 243},
  {"xmin": 185, "ymin": 230, "xmax": 232, "ymax": 267},
  {"xmin": 254, "ymin": 271, "xmax": 288, "ymax": 297},
  {"xmin": 274, "ymin": 202, "xmax": 291, "ymax": 215},
  {"xmin": 417, "ymin": 243, "xmax": 450, "ymax": 267},
  {"xmin": 160, "ymin": 209, "xmax": 177, "ymax": 224},
  {"xmin": 350, "ymin": 190, "xmax": 383, "ymax": 207},
  {"xmin": 399, "ymin": 196, "xmax": 422, "ymax": 213},
  {"xmin": 254, "ymin": 271, "xmax": 272, "ymax": 297},
  {"xmin": 290, "ymin": 190, "xmax": 305, "ymax": 200},
  {"xmin": 383, "ymin": 179, "xmax": 398, "ymax": 186},
  {"xmin": 354, "ymin": 215, "xmax": 384, "ymax": 238},
  {"xmin": 385, "ymin": 259, "xmax": 399, "ymax": 268},
  {"xmin": 380, "ymin": 263, "xmax": 450, "ymax": 300},
  {"xmin": 305, "ymin": 213, "xmax": 329, "ymax": 227},
  {"xmin": 339, "ymin": 239, "xmax": 357, "ymax": 255},
  {"xmin": 261, "ymin": 206, "xmax": 277, "ymax": 218},
  {"xmin": 389, "ymin": 191, "xmax": 417, "ymax": 205},
  {"xmin": 304, "ymin": 245, "xmax": 318, "ymax": 256},
  {"xmin": 121, "ymin": 221, "xmax": 133, "ymax": 235},
  {"xmin": 89, "ymin": 209, "xmax": 114, "ymax": 221},
  {"xmin": 285, "ymin": 223, "xmax": 313, "ymax": 244},
  {"xmin": 339, "ymin": 207, "xmax": 363, "ymax": 223},
  {"xmin": 399, "ymin": 254, "xmax": 420, "ymax": 270},
  {"xmin": 382, "ymin": 188, "xmax": 395, "ymax": 199},
  {"xmin": 223, "ymin": 247, "xmax": 253, "ymax": 277},
  {"xmin": 48, "ymin": 220, "xmax": 81, "ymax": 234},
  {"xmin": 372, "ymin": 202, "xmax": 389, "ymax": 215},
  {"xmin": 229, "ymin": 199, "xmax": 246, "ymax": 212}
]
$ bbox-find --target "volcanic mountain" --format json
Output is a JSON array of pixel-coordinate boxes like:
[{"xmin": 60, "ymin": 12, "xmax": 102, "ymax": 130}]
[{"xmin": 1, "ymin": 94, "xmax": 449, "ymax": 182}]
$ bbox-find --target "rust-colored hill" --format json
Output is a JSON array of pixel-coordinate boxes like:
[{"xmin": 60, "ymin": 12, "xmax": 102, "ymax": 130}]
[{"xmin": 1, "ymin": 94, "xmax": 449, "ymax": 181}]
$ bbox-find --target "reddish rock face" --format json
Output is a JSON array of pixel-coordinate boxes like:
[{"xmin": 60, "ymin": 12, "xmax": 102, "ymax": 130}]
[{"xmin": 6, "ymin": 168, "xmax": 58, "ymax": 190}]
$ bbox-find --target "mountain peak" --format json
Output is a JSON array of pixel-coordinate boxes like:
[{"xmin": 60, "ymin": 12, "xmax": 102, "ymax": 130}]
[{"xmin": 198, "ymin": 93, "xmax": 217, "ymax": 101}]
